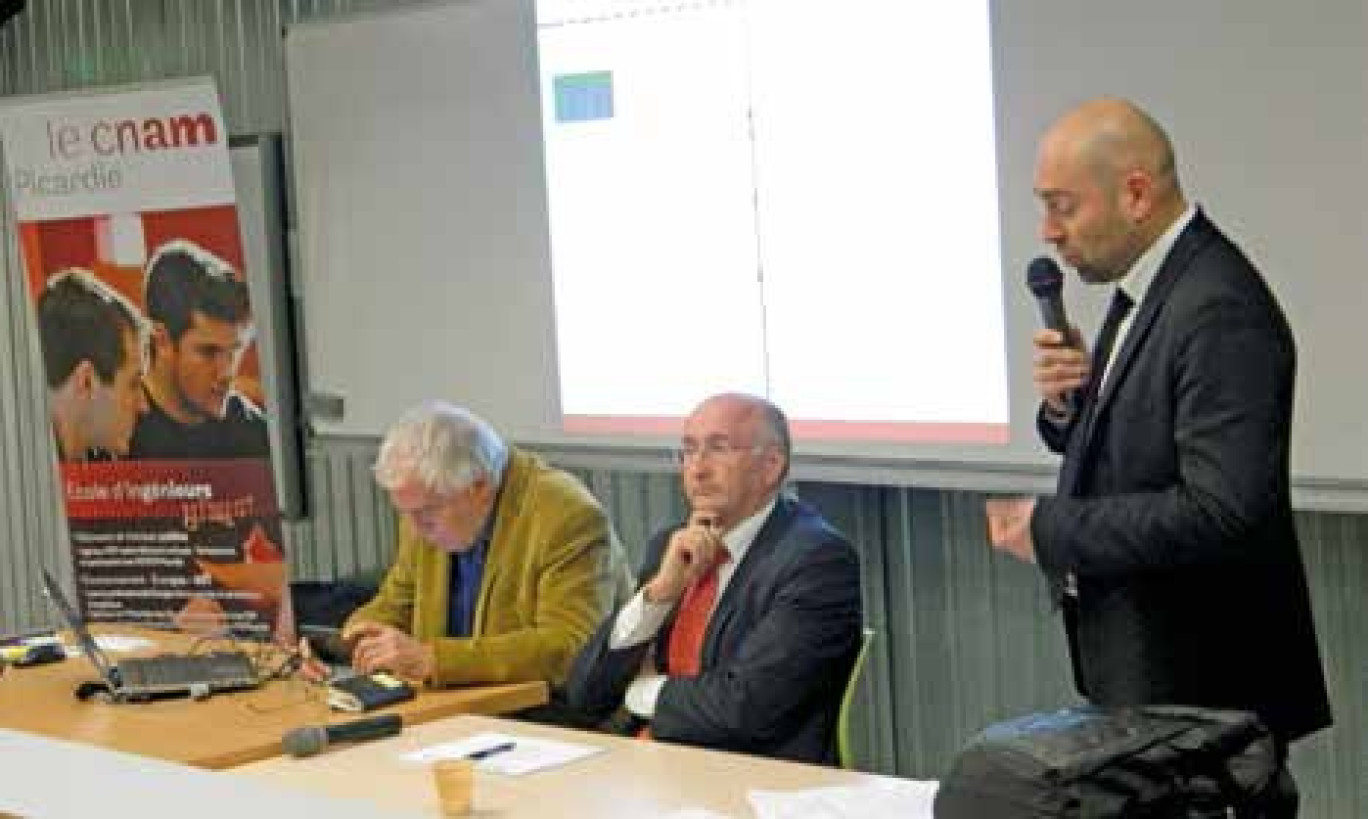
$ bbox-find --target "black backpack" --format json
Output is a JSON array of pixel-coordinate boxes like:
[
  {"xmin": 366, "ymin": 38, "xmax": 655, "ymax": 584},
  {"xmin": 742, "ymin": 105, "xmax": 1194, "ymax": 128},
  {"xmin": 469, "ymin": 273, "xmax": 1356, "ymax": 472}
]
[{"xmin": 933, "ymin": 705, "xmax": 1279, "ymax": 818}]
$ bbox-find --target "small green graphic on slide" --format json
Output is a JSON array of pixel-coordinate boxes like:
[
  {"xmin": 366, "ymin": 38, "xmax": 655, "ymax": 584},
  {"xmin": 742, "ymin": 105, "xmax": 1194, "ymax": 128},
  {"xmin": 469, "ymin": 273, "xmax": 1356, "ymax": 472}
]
[{"xmin": 554, "ymin": 71, "xmax": 614, "ymax": 122}]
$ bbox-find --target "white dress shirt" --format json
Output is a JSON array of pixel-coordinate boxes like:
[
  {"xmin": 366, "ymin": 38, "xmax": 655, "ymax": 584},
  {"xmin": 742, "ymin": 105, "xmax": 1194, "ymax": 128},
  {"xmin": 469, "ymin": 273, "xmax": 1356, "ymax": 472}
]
[
  {"xmin": 1098, "ymin": 204, "xmax": 1197, "ymax": 391},
  {"xmin": 612, "ymin": 497, "xmax": 777, "ymax": 718}
]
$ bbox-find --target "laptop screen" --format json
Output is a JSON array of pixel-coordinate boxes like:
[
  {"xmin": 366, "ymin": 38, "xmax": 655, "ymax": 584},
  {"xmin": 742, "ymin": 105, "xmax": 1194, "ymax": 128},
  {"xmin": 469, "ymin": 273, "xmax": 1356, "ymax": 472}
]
[{"xmin": 40, "ymin": 569, "xmax": 117, "ymax": 684}]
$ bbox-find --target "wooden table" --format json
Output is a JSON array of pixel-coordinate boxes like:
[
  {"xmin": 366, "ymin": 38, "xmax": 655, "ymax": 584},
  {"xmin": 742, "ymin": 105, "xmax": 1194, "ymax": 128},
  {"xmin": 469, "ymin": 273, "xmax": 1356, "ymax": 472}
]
[
  {"xmin": 234, "ymin": 714, "xmax": 927, "ymax": 817},
  {"xmin": 0, "ymin": 627, "xmax": 546, "ymax": 769}
]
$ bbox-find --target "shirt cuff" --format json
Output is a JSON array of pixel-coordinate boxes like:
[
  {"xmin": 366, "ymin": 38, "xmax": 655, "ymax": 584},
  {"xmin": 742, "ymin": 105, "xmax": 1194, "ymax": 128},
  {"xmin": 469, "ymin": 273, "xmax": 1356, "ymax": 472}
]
[
  {"xmin": 625, "ymin": 674, "xmax": 667, "ymax": 719},
  {"xmin": 609, "ymin": 589, "xmax": 672, "ymax": 650}
]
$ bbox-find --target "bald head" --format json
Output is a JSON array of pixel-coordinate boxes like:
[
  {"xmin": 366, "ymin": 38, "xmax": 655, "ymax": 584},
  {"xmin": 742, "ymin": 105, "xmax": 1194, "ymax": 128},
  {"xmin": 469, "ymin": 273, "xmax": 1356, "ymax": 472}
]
[
  {"xmin": 1043, "ymin": 98, "xmax": 1182, "ymax": 206},
  {"xmin": 693, "ymin": 392, "xmax": 791, "ymax": 470},
  {"xmin": 1035, "ymin": 99, "xmax": 1188, "ymax": 282},
  {"xmin": 679, "ymin": 393, "xmax": 791, "ymax": 530}
]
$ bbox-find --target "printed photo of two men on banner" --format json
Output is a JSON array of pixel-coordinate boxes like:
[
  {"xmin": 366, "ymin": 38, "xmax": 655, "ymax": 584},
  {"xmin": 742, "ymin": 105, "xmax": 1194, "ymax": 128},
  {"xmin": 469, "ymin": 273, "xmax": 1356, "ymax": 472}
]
[{"xmin": 20, "ymin": 205, "xmax": 291, "ymax": 645}]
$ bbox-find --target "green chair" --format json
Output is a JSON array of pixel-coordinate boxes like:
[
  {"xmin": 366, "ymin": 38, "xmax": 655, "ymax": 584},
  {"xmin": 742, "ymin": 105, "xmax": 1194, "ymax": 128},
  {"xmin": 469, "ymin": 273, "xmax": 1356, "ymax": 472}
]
[{"xmin": 836, "ymin": 627, "xmax": 876, "ymax": 769}]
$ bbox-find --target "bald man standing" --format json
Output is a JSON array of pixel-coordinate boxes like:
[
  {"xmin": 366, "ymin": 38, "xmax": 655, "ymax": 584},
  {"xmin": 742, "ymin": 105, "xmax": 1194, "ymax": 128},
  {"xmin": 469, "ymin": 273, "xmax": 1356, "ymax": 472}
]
[{"xmin": 986, "ymin": 99, "xmax": 1329, "ymax": 815}]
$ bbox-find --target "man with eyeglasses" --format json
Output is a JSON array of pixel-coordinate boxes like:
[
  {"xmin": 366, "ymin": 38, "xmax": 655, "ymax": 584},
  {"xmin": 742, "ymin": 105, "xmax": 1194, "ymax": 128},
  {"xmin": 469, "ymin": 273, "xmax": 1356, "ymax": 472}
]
[
  {"xmin": 341, "ymin": 401, "xmax": 631, "ymax": 695},
  {"xmin": 566, "ymin": 393, "xmax": 863, "ymax": 763}
]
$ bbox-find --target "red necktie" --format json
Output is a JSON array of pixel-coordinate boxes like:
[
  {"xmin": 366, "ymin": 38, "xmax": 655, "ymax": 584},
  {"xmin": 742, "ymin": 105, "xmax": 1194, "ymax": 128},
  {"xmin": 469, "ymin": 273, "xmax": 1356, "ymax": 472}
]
[
  {"xmin": 638, "ymin": 547, "xmax": 733, "ymax": 739},
  {"xmin": 666, "ymin": 547, "xmax": 731, "ymax": 676}
]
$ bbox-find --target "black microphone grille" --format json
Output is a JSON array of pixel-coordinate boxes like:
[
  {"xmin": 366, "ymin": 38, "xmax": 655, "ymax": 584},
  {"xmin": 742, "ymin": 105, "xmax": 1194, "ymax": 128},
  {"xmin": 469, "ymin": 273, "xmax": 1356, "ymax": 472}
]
[
  {"xmin": 282, "ymin": 724, "xmax": 329, "ymax": 758},
  {"xmin": 1026, "ymin": 256, "xmax": 1064, "ymax": 297}
]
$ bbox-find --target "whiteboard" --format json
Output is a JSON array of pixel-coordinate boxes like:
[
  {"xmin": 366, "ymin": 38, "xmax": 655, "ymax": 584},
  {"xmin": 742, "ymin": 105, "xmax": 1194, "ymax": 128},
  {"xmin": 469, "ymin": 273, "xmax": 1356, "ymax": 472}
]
[{"xmin": 285, "ymin": 0, "xmax": 1368, "ymax": 507}]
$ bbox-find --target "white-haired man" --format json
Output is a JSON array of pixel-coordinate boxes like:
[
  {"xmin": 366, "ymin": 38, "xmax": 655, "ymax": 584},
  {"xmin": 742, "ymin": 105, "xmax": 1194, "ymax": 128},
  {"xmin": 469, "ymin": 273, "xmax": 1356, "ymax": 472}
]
[{"xmin": 343, "ymin": 401, "xmax": 627, "ymax": 690}]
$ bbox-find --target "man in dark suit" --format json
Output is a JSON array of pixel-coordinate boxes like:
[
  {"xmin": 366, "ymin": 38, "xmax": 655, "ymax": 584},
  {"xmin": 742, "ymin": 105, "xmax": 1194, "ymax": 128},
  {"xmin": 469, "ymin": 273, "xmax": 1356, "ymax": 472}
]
[
  {"xmin": 986, "ymin": 99, "xmax": 1331, "ymax": 815},
  {"xmin": 566, "ymin": 393, "xmax": 862, "ymax": 763}
]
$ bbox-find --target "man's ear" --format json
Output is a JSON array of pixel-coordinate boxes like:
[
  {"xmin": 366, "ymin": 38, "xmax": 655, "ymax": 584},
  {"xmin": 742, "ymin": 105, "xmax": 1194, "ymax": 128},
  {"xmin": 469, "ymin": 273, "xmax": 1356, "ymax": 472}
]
[
  {"xmin": 762, "ymin": 446, "xmax": 786, "ymax": 489},
  {"xmin": 1123, "ymin": 170, "xmax": 1154, "ymax": 220},
  {"xmin": 71, "ymin": 359, "xmax": 97, "ymax": 398},
  {"xmin": 469, "ymin": 477, "xmax": 497, "ymax": 512},
  {"xmin": 149, "ymin": 322, "xmax": 172, "ymax": 358}
]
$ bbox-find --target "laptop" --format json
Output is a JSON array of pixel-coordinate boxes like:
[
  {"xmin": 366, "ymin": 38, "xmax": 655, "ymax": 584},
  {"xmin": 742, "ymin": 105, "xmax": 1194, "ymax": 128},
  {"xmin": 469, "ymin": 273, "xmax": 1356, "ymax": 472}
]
[{"xmin": 41, "ymin": 569, "xmax": 261, "ymax": 700}]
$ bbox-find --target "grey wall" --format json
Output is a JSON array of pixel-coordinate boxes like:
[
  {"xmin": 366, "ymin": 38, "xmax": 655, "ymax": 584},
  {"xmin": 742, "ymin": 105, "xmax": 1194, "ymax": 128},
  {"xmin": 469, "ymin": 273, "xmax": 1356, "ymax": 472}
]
[{"xmin": 0, "ymin": 2, "xmax": 1363, "ymax": 815}]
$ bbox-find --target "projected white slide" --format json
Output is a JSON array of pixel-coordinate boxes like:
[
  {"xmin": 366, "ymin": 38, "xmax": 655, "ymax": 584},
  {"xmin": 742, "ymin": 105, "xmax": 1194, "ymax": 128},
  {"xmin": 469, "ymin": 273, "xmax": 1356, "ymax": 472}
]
[{"xmin": 539, "ymin": 0, "xmax": 1006, "ymax": 443}]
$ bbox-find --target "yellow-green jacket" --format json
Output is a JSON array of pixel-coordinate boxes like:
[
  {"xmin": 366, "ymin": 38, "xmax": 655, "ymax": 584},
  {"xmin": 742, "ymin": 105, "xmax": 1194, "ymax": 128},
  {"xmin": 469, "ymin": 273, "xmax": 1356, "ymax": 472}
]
[{"xmin": 346, "ymin": 448, "xmax": 615, "ymax": 688}]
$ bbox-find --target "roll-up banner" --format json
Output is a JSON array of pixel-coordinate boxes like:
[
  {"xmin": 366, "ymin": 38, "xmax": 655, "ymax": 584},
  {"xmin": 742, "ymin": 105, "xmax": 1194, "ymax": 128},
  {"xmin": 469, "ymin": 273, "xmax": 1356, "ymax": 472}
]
[{"xmin": 1, "ymin": 78, "xmax": 291, "ymax": 642}]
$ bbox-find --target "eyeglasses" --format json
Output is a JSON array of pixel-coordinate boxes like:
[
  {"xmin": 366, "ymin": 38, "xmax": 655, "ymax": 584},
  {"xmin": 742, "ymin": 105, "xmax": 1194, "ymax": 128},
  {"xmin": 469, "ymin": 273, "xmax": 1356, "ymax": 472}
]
[
  {"xmin": 672, "ymin": 439, "xmax": 766, "ymax": 466},
  {"xmin": 395, "ymin": 496, "xmax": 452, "ymax": 523}
]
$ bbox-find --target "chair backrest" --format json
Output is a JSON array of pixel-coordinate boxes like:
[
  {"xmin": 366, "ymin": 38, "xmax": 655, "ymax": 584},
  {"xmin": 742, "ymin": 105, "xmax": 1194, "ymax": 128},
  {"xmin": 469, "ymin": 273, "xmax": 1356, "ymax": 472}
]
[
  {"xmin": 601, "ymin": 527, "xmax": 637, "ymax": 612},
  {"xmin": 837, "ymin": 626, "xmax": 876, "ymax": 769}
]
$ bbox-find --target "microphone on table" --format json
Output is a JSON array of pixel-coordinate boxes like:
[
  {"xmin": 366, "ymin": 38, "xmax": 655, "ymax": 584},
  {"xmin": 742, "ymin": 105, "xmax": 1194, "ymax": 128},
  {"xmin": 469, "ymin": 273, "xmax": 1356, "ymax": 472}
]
[
  {"xmin": 282, "ymin": 713, "xmax": 403, "ymax": 758},
  {"xmin": 1025, "ymin": 256, "xmax": 1080, "ymax": 412}
]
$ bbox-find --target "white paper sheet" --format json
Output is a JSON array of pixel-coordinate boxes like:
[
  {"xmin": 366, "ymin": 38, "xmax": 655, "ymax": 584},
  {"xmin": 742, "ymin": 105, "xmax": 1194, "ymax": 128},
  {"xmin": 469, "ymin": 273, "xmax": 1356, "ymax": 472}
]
[
  {"xmin": 402, "ymin": 731, "xmax": 604, "ymax": 776},
  {"xmin": 60, "ymin": 633, "xmax": 158, "ymax": 656},
  {"xmin": 748, "ymin": 777, "xmax": 938, "ymax": 819},
  {"xmin": 93, "ymin": 634, "xmax": 158, "ymax": 652}
]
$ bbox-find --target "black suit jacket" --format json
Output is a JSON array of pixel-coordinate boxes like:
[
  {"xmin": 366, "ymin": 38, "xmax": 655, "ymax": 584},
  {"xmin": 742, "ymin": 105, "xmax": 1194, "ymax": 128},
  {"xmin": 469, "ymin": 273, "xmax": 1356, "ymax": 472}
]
[
  {"xmin": 1033, "ymin": 211, "xmax": 1331, "ymax": 744},
  {"xmin": 565, "ymin": 496, "xmax": 863, "ymax": 763}
]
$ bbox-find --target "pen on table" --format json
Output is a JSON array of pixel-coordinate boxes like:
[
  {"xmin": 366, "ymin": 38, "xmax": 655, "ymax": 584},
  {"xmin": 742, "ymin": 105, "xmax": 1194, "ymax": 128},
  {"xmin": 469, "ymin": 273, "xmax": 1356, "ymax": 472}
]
[{"xmin": 466, "ymin": 741, "xmax": 516, "ymax": 761}]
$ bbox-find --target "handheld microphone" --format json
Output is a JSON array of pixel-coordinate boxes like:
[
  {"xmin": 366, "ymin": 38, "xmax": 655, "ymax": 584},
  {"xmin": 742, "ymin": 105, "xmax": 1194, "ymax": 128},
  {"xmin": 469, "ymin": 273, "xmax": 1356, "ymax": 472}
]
[
  {"xmin": 282, "ymin": 713, "xmax": 403, "ymax": 758},
  {"xmin": 1026, "ymin": 256, "xmax": 1070, "ymax": 336},
  {"xmin": 1026, "ymin": 256, "xmax": 1081, "ymax": 413}
]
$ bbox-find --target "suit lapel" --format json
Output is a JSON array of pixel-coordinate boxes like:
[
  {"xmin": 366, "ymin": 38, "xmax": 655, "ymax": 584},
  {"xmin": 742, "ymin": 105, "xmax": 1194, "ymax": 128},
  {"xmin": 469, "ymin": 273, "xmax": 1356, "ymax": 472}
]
[
  {"xmin": 421, "ymin": 540, "xmax": 451, "ymax": 641},
  {"xmin": 471, "ymin": 451, "xmax": 525, "ymax": 636},
  {"xmin": 1081, "ymin": 212, "xmax": 1216, "ymax": 450},
  {"xmin": 699, "ymin": 497, "xmax": 793, "ymax": 666},
  {"xmin": 472, "ymin": 543, "xmax": 499, "ymax": 637}
]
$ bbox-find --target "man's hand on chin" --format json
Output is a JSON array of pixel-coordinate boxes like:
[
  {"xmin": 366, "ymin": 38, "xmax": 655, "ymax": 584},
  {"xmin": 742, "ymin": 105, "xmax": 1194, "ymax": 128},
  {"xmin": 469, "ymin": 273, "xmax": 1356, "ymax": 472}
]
[{"xmin": 645, "ymin": 512, "xmax": 724, "ymax": 604}]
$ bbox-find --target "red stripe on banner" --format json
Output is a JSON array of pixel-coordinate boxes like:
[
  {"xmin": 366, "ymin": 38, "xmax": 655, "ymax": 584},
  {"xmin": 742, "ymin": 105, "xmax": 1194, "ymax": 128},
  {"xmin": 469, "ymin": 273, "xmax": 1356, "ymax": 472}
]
[{"xmin": 60, "ymin": 459, "xmax": 279, "ymax": 521}]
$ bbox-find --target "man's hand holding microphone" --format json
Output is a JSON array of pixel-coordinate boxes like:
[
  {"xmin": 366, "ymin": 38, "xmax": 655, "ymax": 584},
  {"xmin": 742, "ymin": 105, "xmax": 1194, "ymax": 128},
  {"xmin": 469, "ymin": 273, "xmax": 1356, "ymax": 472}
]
[{"xmin": 1027, "ymin": 256, "xmax": 1091, "ymax": 417}]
